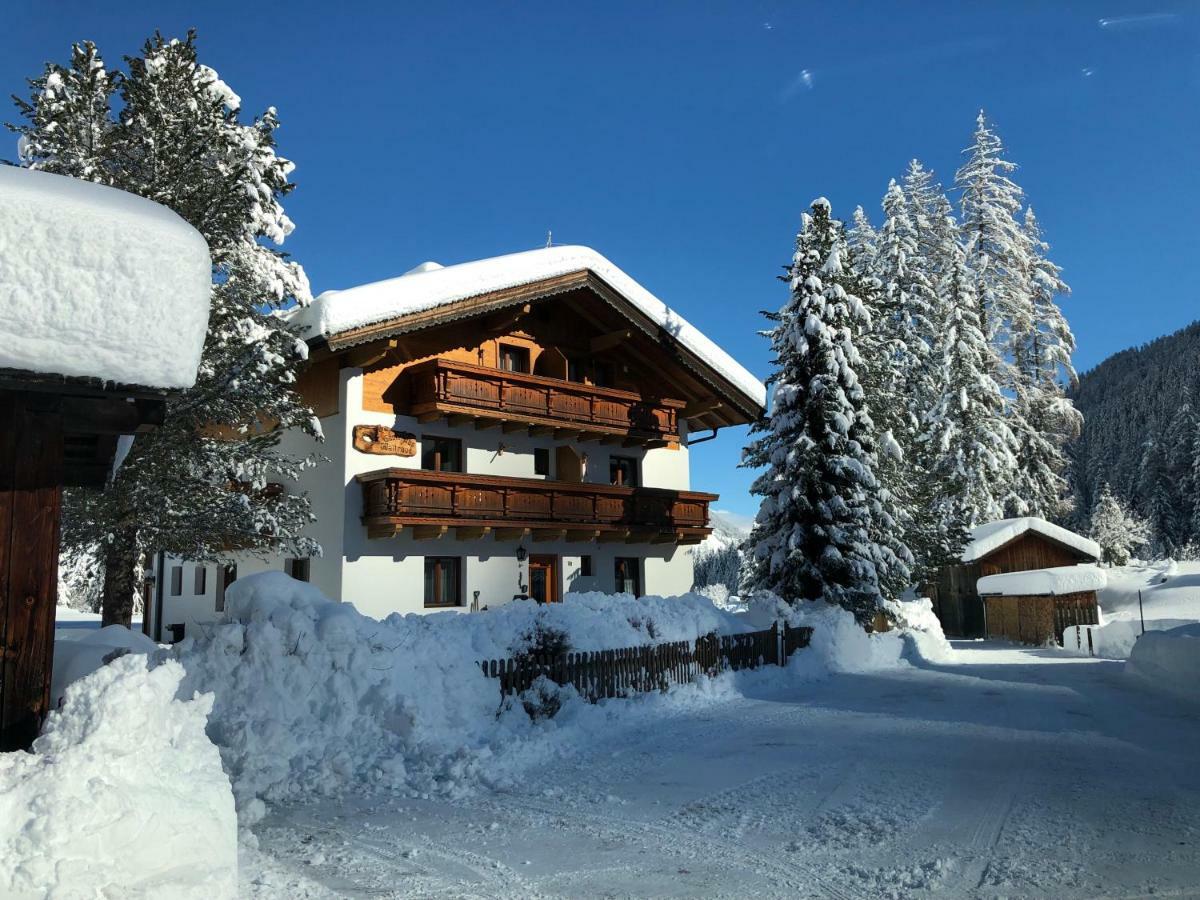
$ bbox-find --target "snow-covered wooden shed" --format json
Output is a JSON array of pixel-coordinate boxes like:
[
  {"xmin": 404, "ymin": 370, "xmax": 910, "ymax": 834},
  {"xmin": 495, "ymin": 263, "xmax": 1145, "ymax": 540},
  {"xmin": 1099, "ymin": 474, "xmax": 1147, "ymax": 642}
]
[
  {"xmin": 977, "ymin": 565, "xmax": 1104, "ymax": 645},
  {"xmin": 925, "ymin": 518, "xmax": 1101, "ymax": 639}
]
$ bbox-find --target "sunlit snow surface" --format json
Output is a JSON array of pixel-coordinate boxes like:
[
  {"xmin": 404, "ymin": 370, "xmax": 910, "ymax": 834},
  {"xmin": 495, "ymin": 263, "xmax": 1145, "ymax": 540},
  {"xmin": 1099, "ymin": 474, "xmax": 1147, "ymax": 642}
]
[{"xmin": 0, "ymin": 167, "xmax": 210, "ymax": 388}]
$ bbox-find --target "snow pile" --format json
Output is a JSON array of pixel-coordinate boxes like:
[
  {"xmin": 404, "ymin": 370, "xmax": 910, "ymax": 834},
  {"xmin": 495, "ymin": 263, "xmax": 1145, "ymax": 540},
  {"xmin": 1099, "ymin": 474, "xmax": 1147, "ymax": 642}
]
[
  {"xmin": 290, "ymin": 245, "xmax": 766, "ymax": 409},
  {"xmin": 743, "ymin": 593, "xmax": 954, "ymax": 676},
  {"xmin": 1125, "ymin": 624, "xmax": 1200, "ymax": 704},
  {"xmin": 0, "ymin": 166, "xmax": 210, "ymax": 388},
  {"xmin": 172, "ymin": 573, "xmax": 753, "ymax": 821},
  {"xmin": 0, "ymin": 655, "xmax": 236, "ymax": 899},
  {"xmin": 1056, "ymin": 560, "xmax": 1200, "ymax": 658},
  {"xmin": 52, "ymin": 623, "xmax": 159, "ymax": 706},
  {"xmin": 962, "ymin": 517, "xmax": 1100, "ymax": 563},
  {"xmin": 977, "ymin": 564, "xmax": 1106, "ymax": 596}
]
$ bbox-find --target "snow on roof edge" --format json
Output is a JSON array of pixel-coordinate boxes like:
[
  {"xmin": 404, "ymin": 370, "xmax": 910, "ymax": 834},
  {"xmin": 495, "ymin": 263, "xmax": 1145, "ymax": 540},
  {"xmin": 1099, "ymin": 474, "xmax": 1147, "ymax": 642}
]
[
  {"xmin": 290, "ymin": 245, "xmax": 766, "ymax": 410},
  {"xmin": 977, "ymin": 564, "xmax": 1107, "ymax": 597},
  {"xmin": 962, "ymin": 517, "xmax": 1101, "ymax": 564}
]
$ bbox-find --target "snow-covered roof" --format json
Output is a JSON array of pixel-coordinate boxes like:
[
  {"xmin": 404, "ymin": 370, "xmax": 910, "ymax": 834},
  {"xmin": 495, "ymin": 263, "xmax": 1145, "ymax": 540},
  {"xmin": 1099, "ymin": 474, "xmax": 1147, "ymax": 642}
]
[
  {"xmin": 977, "ymin": 564, "xmax": 1107, "ymax": 597},
  {"xmin": 289, "ymin": 245, "xmax": 766, "ymax": 410},
  {"xmin": 962, "ymin": 518, "xmax": 1100, "ymax": 564},
  {"xmin": 0, "ymin": 167, "xmax": 211, "ymax": 389}
]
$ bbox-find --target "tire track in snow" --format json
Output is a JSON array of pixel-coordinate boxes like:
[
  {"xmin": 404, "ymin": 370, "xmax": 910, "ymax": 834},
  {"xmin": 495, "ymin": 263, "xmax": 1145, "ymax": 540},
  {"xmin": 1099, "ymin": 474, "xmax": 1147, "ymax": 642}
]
[{"xmin": 476, "ymin": 791, "xmax": 870, "ymax": 900}]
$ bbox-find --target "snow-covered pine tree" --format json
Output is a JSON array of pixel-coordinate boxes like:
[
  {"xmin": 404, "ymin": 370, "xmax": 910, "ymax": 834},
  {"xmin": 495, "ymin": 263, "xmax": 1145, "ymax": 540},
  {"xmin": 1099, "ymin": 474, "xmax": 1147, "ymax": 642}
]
[
  {"xmin": 1089, "ymin": 484, "xmax": 1149, "ymax": 566},
  {"xmin": 9, "ymin": 40, "xmax": 117, "ymax": 183},
  {"xmin": 846, "ymin": 205, "xmax": 880, "ymax": 276},
  {"xmin": 11, "ymin": 32, "xmax": 320, "ymax": 625},
  {"xmin": 868, "ymin": 179, "xmax": 945, "ymax": 577},
  {"xmin": 920, "ymin": 189, "xmax": 1018, "ymax": 546},
  {"xmin": 743, "ymin": 199, "xmax": 912, "ymax": 624},
  {"xmin": 955, "ymin": 110, "xmax": 1032, "ymax": 354},
  {"xmin": 1005, "ymin": 206, "xmax": 1080, "ymax": 519}
]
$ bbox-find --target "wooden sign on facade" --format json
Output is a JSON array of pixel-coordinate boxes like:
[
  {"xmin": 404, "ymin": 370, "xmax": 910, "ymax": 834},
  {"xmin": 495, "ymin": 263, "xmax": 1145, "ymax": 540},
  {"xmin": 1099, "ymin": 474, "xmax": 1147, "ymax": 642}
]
[{"xmin": 353, "ymin": 424, "xmax": 417, "ymax": 457}]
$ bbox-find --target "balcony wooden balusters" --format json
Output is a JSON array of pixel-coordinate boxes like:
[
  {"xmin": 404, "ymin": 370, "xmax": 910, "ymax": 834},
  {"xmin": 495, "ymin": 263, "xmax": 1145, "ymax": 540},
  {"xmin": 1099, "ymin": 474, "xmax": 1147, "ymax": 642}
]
[
  {"xmin": 404, "ymin": 358, "xmax": 684, "ymax": 445},
  {"xmin": 357, "ymin": 468, "xmax": 715, "ymax": 545}
]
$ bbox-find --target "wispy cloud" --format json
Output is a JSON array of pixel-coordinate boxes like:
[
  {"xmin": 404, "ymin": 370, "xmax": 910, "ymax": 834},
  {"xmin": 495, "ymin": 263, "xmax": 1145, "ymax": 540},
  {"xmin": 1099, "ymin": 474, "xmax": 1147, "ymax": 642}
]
[
  {"xmin": 781, "ymin": 69, "xmax": 814, "ymax": 98},
  {"xmin": 1098, "ymin": 12, "xmax": 1179, "ymax": 29}
]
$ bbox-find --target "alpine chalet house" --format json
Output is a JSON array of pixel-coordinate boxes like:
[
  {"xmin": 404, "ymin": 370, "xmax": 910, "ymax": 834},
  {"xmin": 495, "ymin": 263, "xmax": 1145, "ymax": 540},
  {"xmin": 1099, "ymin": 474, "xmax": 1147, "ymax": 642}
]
[{"xmin": 145, "ymin": 246, "xmax": 765, "ymax": 639}]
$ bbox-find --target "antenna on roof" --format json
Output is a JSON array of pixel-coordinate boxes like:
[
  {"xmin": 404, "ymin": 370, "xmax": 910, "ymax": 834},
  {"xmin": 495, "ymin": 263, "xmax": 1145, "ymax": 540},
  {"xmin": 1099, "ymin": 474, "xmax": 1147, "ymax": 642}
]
[{"xmin": 545, "ymin": 230, "xmax": 553, "ymax": 248}]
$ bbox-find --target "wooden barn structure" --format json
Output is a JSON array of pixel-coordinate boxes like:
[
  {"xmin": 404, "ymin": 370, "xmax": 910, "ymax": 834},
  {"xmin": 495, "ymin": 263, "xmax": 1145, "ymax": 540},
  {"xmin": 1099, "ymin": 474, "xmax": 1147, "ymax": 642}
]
[
  {"xmin": 925, "ymin": 518, "xmax": 1101, "ymax": 640},
  {"xmin": 976, "ymin": 565, "xmax": 1104, "ymax": 646}
]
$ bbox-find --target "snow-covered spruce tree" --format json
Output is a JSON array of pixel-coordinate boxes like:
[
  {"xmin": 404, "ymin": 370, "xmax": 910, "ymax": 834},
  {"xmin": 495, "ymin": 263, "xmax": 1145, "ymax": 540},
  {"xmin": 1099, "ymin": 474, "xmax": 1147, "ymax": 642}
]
[
  {"xmin": 1089, "ymin": 484, "xmax": 1149, "ymax": 566},
  {"xmin": 743, "ymin": 199, "xmax": 912, "ymax": 624},
  {"xmin": 846, "ymin": 205, "xmax": 880, "ymax": 276},
  {"xmin": 1006, "ymin": 206, "xmax": 1080, "ymax": 520},
  {"xmin": 853, "ymin": 179, "xmax": 945, "ymax": 579},
  {"xmin": 11, "ymin": 32, "xmax": 319, "ymax": 625},
  {"xmin": 920, "ymin": 192, "xmax": 1018, "ymax": 545},
  {"xmin": 9, "ymin": 40, "xmax": 117, "ymax": 182}
]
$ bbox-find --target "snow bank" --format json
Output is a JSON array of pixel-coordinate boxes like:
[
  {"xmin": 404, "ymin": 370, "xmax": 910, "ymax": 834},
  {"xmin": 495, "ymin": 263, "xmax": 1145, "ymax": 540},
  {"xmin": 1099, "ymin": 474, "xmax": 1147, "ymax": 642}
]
[
  {"xmin": 1062, "ymin": 618, "xmax": 1196, "ymax": 660},
  {"xmin": 977, "ymin": 564, "xmax": 1106, "ymax": 597},
  {"xmin": 962, "ymin": 517, "xmax": 1099, "ymax": 563},
  {"xmin": 1125, "ymin": 624, "xmax": 1200, "ymax": 704},
  {"xmin": 0, "ymin": 655, "xmax": 236, "ymax": 899},
  {"xmin": 52, "ymin": 623, "xmax": 159, "ymax": 705},
  {"xmin": 290, "ymin": 245, "xmax": 766, "ymax": 409},
  {"xmin": 743, "ymin": 593, "xmax": 954, "ymax": 677},
  {"xmin": 173, "ymin": 572, "xmax": 753, "ymax": 821},
  {"xmin": 0, "ymin": 166, "xmax": 210, "ymax": 388}
]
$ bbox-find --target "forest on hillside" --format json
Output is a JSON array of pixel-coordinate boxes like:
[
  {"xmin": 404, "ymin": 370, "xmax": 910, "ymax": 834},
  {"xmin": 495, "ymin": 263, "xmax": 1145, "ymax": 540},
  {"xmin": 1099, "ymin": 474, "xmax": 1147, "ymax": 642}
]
[{"xmin": 1069, "ymin": 320, "xmax": 1200, "ymax": 555}]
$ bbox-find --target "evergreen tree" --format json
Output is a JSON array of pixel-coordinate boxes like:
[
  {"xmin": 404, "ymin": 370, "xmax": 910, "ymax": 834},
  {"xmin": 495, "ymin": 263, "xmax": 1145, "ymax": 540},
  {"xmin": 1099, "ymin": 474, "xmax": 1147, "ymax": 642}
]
[
  {"xmin": 921, "ymin": 201, "xmax": 1018, "ymax": 539},
  {"xmin": 744, "ymin": 199, "xmax": 911, "ymax": 624},
  {"xmin": 9, "ymin": 40, "xmax": 117, "ymax": 182},
  {"xmin": 11, "ymin": 32, "xmax": 319, "ymax": 625},
  {"xmin": 1089, "ymin": 484, "xmax": 1149, "ymax": 566},
  {"xmin": 846, "ymin": 205, "xmax": 880, "ymax": 276}
]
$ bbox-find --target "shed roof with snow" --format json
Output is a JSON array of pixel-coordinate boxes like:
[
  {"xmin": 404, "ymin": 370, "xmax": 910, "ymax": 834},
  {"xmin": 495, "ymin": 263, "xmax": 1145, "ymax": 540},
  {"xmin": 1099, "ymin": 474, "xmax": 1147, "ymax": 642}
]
[
  {"xmin": 977, "ymin": 564, "xmax": 1107, "ymax": 597},
  {"xmin": 962, "ymin": 518, "xmax": 1100, "ymax": 565},
  {"xmin": 288, "ymin": 245, "xmax": 766, "ymax": 414},
  {"xmin": 0, "ymin": 166, "xmax": 211, "ymax": 390}
]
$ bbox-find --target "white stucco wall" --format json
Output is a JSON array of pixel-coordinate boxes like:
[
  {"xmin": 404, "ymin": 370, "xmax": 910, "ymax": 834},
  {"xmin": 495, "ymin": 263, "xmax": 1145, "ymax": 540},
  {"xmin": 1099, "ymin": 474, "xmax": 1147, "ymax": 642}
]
[{"xmin": 157, "ymin": 360, "xmax": 705, "ymax": 628}]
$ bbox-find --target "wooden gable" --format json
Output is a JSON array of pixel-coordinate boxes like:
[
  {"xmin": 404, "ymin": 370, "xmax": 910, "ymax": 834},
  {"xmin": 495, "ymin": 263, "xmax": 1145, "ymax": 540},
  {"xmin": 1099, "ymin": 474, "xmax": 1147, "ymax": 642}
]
[
  {"xmin": 304, "ymin": 278, "xmax": 759, "ymax": 431},
  {"xmin": 975, "ymin": 531, "xmax": 1096, "ymax": 577}
]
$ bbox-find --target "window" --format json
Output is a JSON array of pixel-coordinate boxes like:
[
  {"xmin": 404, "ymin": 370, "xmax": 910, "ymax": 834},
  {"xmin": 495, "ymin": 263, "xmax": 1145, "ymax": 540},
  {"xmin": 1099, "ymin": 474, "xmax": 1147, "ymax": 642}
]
[
  {"xmin": 614, "ymin": 557, "xmax": 642, "ymax": 597},
  {"xmin": 579, "ymin": 555, "xmax": 593, "ymax": 577},
  {"xmin": 567, "ymin": 357, "xmax": 587, "ymax": 383},
  {"xmin": 499, "ymin": 344, "xmax": 530, "ymax": 374},
  {"xmin": 609, "ymin": 455, "xmax": 639, "ymax": 487},
  {"xmin": 194, "ymin": 566, "xmax": 207, "ymax": 595},
  {"xmin": 215, "ymin": 564, "xmax": 237, "ymax": 613},
  {"xmin": 421, "ymin": 435, "xmax": 462, "ymax": 473},
  {"xmin": 286, "ymin": 558, "xmax": 310, "ymax": 582},
  {"xmin": 170, "ymin": 566, "xmax": 183, "ymax": 597},
  {"xmin": 424, "ymin": 557, "xmax": 461, "ymax": 608},
  {"xmin": 534, "ymin": 447, "xmax": 550, "ymax": 476}
]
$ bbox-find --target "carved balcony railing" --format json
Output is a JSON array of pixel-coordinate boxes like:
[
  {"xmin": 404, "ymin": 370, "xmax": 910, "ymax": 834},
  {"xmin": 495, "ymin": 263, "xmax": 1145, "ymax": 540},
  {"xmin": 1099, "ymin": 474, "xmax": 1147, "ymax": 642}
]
[
  {"xmin": 357, "ymin": 468, "xmax": 715, "ymax": 545},
  {"xmin": 403, "ymin": 358, "xmax": 685, "ymax": 445}
]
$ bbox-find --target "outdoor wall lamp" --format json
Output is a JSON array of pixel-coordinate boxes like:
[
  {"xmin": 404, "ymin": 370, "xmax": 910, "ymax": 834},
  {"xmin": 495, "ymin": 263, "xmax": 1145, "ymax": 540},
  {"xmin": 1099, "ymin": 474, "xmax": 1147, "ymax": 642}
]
[{"xmin": 516, "ymin": 546, "xmax": 528, "ymax": 562}]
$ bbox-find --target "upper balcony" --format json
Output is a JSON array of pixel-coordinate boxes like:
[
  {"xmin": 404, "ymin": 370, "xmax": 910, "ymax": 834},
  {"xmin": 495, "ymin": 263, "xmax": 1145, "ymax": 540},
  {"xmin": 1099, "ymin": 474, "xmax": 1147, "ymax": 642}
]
[
  {"xmin": 357, "ymin": 467, "xmax": 715, "ymax": 545},
  {"xmin": 401, "ymin": 358, "xmax": 685, "ymax": 447}
]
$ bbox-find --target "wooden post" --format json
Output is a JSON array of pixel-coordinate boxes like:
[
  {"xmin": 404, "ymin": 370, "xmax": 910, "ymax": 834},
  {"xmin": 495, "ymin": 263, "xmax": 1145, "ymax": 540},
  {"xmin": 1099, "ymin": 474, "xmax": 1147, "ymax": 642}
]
[{"xmin": 0, "ymin": 391, "xmax": 64, "ymax": 751}]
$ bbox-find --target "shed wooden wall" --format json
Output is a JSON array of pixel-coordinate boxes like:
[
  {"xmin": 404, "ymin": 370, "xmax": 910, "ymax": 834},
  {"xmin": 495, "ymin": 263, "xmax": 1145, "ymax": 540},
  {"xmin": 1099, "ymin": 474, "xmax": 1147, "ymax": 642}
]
[{"xmin": 977, "ymin": 532, "xmax": 1091, "ymax": 577}]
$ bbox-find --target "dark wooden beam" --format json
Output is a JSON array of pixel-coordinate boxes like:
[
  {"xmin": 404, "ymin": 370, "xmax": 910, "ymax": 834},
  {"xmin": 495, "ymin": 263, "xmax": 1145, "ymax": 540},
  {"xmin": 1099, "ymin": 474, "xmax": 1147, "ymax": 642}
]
[
  {"xmin": 412, "ymin": 525, "xmax": 448, "ymax": 540},
  {"xmin": 494, "ymin": 527, "xmax": 530, "ymax": 542},
  {"xmin": 486, "ymin": 303, "xmax": 532, "ymax": 334},
  {"xmin": 455, "ymin": 526, "xmax": 491, "ymax": 541},
  {"xmin": 589, "ymin": 328, "xmax": 633, "ymax": 353},
  {"xmin": 0, "ymin": 392, "xmax": 63, "ymax": 751},
  {"xmin": 532, "ymin": 528, "xmax": 566, "ymax": 542},
  {"xmin": 682, "ymin": 397, "xmax": 724, "ymax": 419}
]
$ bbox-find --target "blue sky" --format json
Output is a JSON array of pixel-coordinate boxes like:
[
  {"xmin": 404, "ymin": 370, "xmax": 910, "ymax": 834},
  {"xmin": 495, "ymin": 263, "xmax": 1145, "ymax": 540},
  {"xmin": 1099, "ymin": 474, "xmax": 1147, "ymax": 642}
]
[{"xmin": 4, "ymin": 2, "xmax": 1199, "ymax": 518}]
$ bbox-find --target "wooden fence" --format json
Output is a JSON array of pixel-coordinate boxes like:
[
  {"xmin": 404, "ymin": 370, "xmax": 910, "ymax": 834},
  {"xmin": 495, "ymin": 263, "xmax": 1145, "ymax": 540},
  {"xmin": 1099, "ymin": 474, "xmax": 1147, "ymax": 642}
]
[{"xmin": 479, "ymin": 622, "xmax": 813, "ymax": 702}]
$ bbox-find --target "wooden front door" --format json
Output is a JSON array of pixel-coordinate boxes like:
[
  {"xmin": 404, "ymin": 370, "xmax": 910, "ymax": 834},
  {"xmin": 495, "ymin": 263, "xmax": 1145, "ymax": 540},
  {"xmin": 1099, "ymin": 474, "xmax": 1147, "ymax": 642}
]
[{"xmin": 528, "ymin": 555, "xmax": 559, "ymax": 604}]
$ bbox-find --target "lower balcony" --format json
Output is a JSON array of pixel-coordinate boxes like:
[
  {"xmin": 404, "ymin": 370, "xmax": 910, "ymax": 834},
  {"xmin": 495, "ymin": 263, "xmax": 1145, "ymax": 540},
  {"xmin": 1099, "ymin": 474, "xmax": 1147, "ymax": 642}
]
[{"xmin": 357, "ymin": 468, "xmax": 715, "ymax": 545}]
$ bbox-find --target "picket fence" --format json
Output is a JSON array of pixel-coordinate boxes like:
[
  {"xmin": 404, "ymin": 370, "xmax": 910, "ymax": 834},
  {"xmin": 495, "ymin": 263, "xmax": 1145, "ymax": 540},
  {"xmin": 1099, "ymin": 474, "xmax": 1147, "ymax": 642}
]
[{"xmin": 479, "ymin": 621, "xmax": 813, "ymax": 702}]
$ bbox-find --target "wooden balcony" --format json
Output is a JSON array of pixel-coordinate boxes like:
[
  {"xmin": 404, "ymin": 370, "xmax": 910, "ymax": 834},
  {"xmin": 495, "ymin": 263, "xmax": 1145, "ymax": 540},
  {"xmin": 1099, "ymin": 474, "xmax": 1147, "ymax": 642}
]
[
  {"xmin": 403, "ymin": 358, "xmax": 685, "ymax": 446},
  {"xmin": 357, "ymin": 468, "xmax": 716, "ymax": 545}
]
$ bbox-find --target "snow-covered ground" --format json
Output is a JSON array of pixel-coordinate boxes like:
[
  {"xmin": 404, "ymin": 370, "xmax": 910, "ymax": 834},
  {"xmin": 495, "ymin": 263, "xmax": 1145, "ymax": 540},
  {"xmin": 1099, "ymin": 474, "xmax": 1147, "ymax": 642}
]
[
  {"xmin": 1064, "ymin": 559, "xmax": 1200, "ymax": 658},
  {"xmin": 241, "ymin": 642, "xmax": 1200, "ymax": 899}
]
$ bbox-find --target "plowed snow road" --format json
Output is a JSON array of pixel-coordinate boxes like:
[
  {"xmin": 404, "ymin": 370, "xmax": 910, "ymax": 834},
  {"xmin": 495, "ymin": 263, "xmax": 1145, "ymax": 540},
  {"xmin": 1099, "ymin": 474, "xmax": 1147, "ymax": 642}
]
[{"xmin": 243, "ymin": 643, "xmax": 1200, "ymax": 899}]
